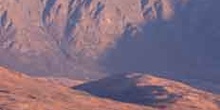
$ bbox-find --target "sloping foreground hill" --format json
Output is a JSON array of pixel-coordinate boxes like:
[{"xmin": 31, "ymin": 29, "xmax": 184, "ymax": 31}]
[
  {"xmin": 73, "ymin": 73, "xmax": 220, "ymax": 110},
  {"xmin": 0, "ymin": 66, "xmax": 220, "ymax": 110},
  {"xmin": 0, "ymin": 67, "xmax": 153, "ymax": 110}
]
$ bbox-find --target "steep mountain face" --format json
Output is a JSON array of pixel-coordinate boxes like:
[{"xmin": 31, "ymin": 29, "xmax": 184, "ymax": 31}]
[
  {"xmin": 103, "ymin": 0, "xmax": 220, "ymax": 82},
  {"xmin": 0, "ymin": 0, "xmax": 186, "ymax": 78},
  {"xmin": 0, "ymin": 0, "xmax": 220, "ymax": 80}
]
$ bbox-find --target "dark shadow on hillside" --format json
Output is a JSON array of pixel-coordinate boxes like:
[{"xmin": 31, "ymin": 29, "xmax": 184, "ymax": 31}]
[
  {"xmin": 42, "ymin": 0, "xmax": 57, "ymax": 25},
  {"xmin": 73, "ymin": 73, "xmax": 180, "ymax": 107},
  {"xmin": 101, "ymin": 1, "xmax": 220, "ymax": 94}
]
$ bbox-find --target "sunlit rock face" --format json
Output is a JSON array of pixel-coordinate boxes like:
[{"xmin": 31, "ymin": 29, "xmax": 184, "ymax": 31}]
[{"xmin": 0, "ymin": 0, "xmax": 220, "ymax": 80}]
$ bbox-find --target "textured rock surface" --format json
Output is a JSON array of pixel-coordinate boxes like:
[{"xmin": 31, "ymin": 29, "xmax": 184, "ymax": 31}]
[
  {"xmin": 0, "ymin": 0, "xmax": 188, "ymax": 78},
  {"xmin": 0, "ymin": 0, "xmax": 220, "ymax": 81}
]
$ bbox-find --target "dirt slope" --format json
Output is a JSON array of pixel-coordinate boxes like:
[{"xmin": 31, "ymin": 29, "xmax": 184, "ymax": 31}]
[
  {"xmin": 0, "ymin": 67, "xmax": 153, "ymax": 110},
  {"xmin": 0, "ymin": 67, "xmax": 219, "ymax": 110},
  {"xmin": 74, "ymin": 73, "xmax": 220, "ymax": 110}
]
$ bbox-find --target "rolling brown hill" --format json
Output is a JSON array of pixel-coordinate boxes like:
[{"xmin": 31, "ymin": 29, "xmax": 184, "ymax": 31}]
[
  {"xmin": 0, "ymin": 67, "xmax": 219, "ymax": 110},
  {"xmin": 0, "ymin": 67, "xmax": 153, "ymax": 110}
]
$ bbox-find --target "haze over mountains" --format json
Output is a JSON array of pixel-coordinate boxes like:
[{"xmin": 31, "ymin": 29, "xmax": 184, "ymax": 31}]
[{"xmin": 0, "ymin": 0, "xmax": 219, "ymax": 81}]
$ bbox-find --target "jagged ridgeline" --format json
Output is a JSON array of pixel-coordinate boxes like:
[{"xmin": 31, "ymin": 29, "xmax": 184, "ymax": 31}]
[{"xmin": 0, "ymin": 0, "xmax": 220, "ymax": 80}]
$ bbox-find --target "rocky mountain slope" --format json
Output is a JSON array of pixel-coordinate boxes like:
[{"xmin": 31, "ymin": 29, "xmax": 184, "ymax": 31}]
[
  {"xmin": 0, "ymin": 67, "xmax": 219, "ymax": 110},
  {"xmin": 0, "ymin": 0, "xmax": 220, "ymax": 82}
]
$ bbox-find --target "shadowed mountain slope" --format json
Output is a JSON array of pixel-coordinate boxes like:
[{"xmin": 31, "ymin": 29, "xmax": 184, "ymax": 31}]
[
  {"xmin": 74, "ymin": 73, "xmax": 220, "ymax": 110},
  {"xmin": 102, "ymin": 0, "xmax": 220, "ymax": 83}
]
